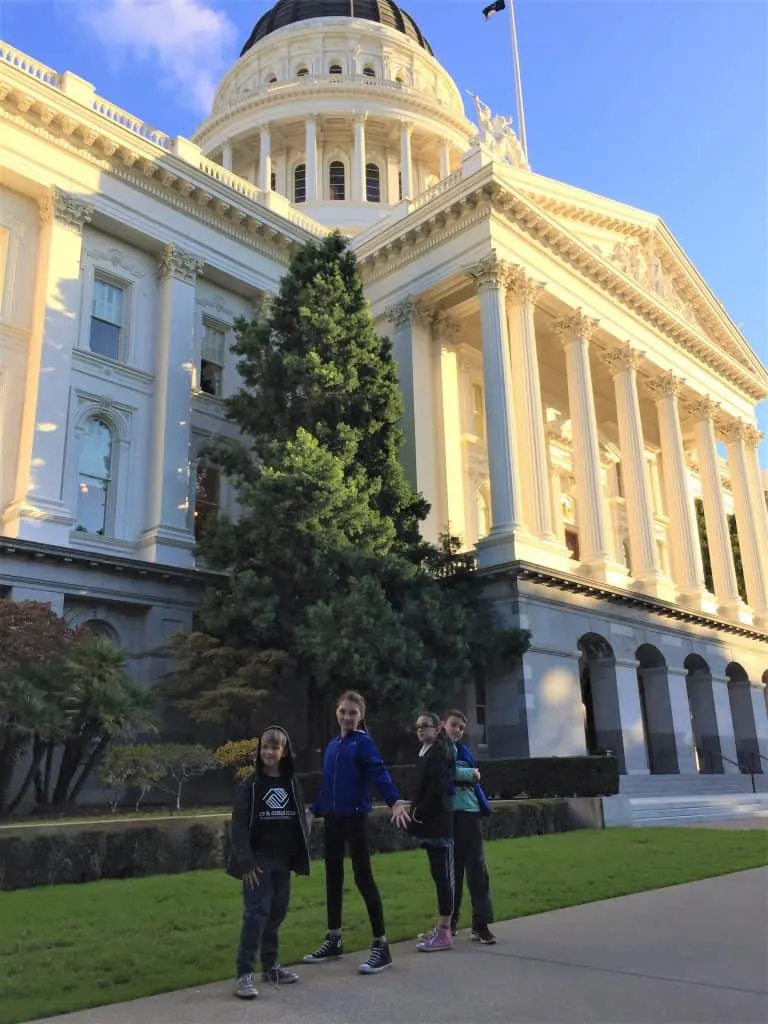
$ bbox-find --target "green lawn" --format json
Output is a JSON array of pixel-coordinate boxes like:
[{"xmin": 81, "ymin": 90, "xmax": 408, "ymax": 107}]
[{"xmin": 1, "ymin": 828, "xmax": 766, "ymax": 1023}]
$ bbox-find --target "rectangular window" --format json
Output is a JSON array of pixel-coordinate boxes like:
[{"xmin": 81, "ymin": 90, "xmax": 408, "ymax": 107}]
[
  {"xmin": 89, "ymin": 278, "xmax": 125, "ymax": 361},
  {"xmin": 200, "ymin": 322, "xmax": 226, "ymax": 397},
  {"xmin": 471, "ymin": 382, "xmax": 485, "ymax": 439},
  {"xmin": 294, "ymin": 164, "xmax": 307, "ymax": 204}
]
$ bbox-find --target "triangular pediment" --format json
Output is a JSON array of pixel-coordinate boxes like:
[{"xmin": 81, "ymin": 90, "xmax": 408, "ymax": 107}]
[{"xmin": 500, "ymin": 167, "xmax": 768, "ymax": 390}]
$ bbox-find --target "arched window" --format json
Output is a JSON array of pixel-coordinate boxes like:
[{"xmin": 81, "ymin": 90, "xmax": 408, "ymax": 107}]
[
  {"xmin": 270, "ymin": 170, "xmax": 276, "ymax": 192},
  {"xmin": 266, "ymin": 74, "xmax": 277, "ymax": 84},
  {"xmin": 294, "ymin": 164, "xmax": 307, "ymax": 204},
  {"xmin": 363, "ymin": 66, "xmax": 376, "ymax": 77},
  {"xmin": 194, "ymin": 462, "xmax": 220, "ymax": 542},
  {"xmin": 476, "ymin": 486, "xmax": 491, "ymax": 541},
  {"xmin": 329, "ymin": 161, "xmax": 345, "ymax": 201},
  {"xmin": 82, "ymin": 619, "xmax": 121, "ymax": 645},
  {"xmin": 329, "ymin": 63, "xmax": 343, "ymax": 75},
  {"xmin": 75, "ymin": 418, "xmax": 113, "ymax": 536},
  {"xmin": 296, "ymin": 66, "xmax": 309, "ymax": 78},
  {"xmin": 365, "ymin": 163, "xmax": 381, "ymax": 203}
]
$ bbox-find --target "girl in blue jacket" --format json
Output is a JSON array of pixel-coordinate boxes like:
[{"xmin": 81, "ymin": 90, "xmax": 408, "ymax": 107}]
[{"xmin": 304, "ymin": 690, "xmax": 409, "ymax": 975}]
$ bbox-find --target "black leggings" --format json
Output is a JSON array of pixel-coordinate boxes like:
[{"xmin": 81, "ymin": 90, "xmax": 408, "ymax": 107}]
[
  {"xmin": 324, "ymin": 815, "xmax": 386, "ymax": 937},
  {"xmin": 425, "ymin": 841, "xmax": 455, "ymax": 918}
]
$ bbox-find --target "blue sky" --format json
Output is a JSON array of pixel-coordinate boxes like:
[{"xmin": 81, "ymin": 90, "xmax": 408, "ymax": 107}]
[{"xmin": 4, "ymin": 0, "xmax": 766, "ymax": 463}]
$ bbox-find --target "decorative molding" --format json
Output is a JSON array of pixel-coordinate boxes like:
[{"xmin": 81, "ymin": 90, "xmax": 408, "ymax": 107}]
[
  {"xmin": 51, "ymin": 187, "xmax": 94, "ymax": 231},
  {"xmin": 742, "ymin": 424, "xmax": 765, "ymax": 450},
  {"xmin": 719, "ymin": 419, "xmax": 748, "ymax": 444},
  {"xmin": 156, "ymin": 243, "xmax": 205, "ymax": 284},
  {"xmin": 686, "ymin": 396, "xmax": 720, "ymax": 422},
  {"xmin": 385, "ymin": 297, "xmax": 430, "ymax": 329},
  {"xmin": 431, "ymin": 309, "xmax": 460, "ymax": 343},
  {"xmin": 85, "ymin": 245, "xmax": 148, "ymax": 279},
  {"xmin": 504, "ymin": 265, "xmax": 546, "ymax": 304},
  {"xmin": 552, "ymin": 308, "xmax": 600, "ymax": 344},
  {"xmin": 601, "ymin": 341, "xmax": 643, "ymax": 377},
  {"xmin": 647, "ymin": 369, "xmax": 685, "ymax": 400},
  {"xmin": 465, "ymin": 250, "xmax": 508, "ymax": 290}
]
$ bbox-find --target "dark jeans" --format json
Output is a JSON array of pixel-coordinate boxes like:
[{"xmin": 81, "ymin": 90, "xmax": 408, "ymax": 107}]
[
  {"xmin": 324, "ymin": 815, "xmax": 386, "ymax": 937},
  {"xmin": 424, "ymin": 840, "xmax": 454, "ymax": 918},
  {"xmin": 235, "ymin": 856, "xmax": 291, "ymax": 977},
  {"xmin": 451, "ymin": 811, "xmax": 493, "ymax": 930}
]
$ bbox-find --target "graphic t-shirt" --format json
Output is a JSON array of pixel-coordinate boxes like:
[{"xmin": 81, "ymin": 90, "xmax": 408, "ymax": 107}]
[{"xmin": 250, "ymin": 777, "xmax": 302, "ymax": 861}]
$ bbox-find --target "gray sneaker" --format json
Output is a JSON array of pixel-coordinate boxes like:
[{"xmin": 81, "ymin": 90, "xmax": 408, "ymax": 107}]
[{"xmin": 234, "ymin": 973, "xmax": 258, "ymax": 999}]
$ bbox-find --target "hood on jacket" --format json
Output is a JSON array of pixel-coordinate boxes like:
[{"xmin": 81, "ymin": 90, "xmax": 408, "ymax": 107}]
[{"xmin": 255, "ymin": 724, "xmax": 297, "ymax": 780}]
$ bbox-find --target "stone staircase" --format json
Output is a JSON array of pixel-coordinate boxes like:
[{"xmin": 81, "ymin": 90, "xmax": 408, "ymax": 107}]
[{"xmin": 602, "ymin": 772, "xmax": 768, "ymax": 827}]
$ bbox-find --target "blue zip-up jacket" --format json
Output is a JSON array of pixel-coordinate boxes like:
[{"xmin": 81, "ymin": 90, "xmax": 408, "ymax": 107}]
[
  {"xmin": 310, "ymin": 730, "xmax": 401, "ymax": 817},
  {"xmin": 451, "ymin": 741, "xmax": 492, "ymax": 817}
]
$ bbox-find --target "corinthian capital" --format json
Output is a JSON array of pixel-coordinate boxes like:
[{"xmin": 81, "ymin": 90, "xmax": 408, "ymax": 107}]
[
  {"xmin": 156, "ymin": 243, "xmax": 205, "ymax": 284},
  {"xmin": 385, "ymin": 297, "xmax": 430, "ymax": 328},
  {"xmin": 647, "ymin": 369, "xmax": 685, "ymax": 401},
  {"xmin": 552, "ymin": 308, "xmax": 600, "ymax": 344},
  {"xmin": 50, "ymin": 187, "xmax": 94, "ymax": 231},
  {"xmin": 601, "ymin": 341, "xmax": 644, "ymax": 377},
  {"xmin": 686, "ymin": 395, "xmax": 720, "ymax": 422},
  {"xmin": 504, "ymin": 265, "xmax": 546, "ymax": 305},
  {"xmin": 431, "ymin": 309, "xmax": 460, "ymax": 342},
  {"xmin": 719, "ymin": 419, "xmax": 749, "ymax": 444},
  {"xmin": 465, "ymin": 250, "xmax": 508, "ymax": 290},
  {"xmin": 742, "ymin": 424, "xmax": 765, "ymax": 450}
]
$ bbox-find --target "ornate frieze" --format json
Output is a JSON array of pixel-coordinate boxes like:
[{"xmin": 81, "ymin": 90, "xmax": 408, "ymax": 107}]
[
  {"xmin": 601, "ymin": 341, "xmax": 644, "ymax": 377},
  {"xmin": 156, "ymin": 243, "xmax": 205, "ymax": 284},
  {"xmin": 647, "ymin": 369, "xmax": 685, "ymax": 400},
  {"xmin": 552, "ymin": 308, "xmax": 600, "ymax": 344}
]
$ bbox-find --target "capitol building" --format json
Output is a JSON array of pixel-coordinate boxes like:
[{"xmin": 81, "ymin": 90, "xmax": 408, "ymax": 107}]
[{"xmin": 1, "ymin": 0, "xmax": 767, "ymax": 814}]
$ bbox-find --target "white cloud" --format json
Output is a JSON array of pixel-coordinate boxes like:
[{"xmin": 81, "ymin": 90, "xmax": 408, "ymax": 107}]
[{"xmin": 79, "ymin": 0, "xmax": 238, "ymax": 113}]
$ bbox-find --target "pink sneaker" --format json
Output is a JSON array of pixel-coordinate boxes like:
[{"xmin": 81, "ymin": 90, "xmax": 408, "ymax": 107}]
[{"xmin": 418, "ymin": 925, "xmax": 453, "ymax": 953}]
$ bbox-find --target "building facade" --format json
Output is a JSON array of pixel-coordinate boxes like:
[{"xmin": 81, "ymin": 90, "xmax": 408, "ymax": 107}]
[{"xmin": 1, "ymin": 0, "xmax": 767, "ymax": 777}]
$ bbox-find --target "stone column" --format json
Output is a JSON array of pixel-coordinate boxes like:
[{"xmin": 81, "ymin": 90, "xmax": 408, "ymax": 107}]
[
  {"xmin": 399, "ymin": 120, "xmax": 414, "ymax": 200},
  {"xmin": 465, "ymin": 252, "xmax": 523, "ymax": 564},
  {"xmin": 385, "ymin": 299, "xmax": 441, "ymax": 541},
  {"xmin": 744, "ymin": 425, "xmax": 768, "ymax": 572},
  {"xmin": 439, "ymin": 137, "xmax": 451, "ymax": 180},
  {"xmin": 505, "ymin": 268, "xmax": 556, "ymax": 542},
  {"xmin": 352, "ymin": 113, "xmax": 367, "ymax": 202},
  {"xmin": 602, "ymin": 342, "xmax": 662, "ymax": 590},
  {"xmin": 721, "ymin": 420, "xmax": 768, "ymax": 625},
  {"xmin": 221, "ymin": 142, "xmax": 233, "ymax": 171},
  {"xmin": 614, "ymin": 658, "xmax": 650, "ymax": 773},
  {"xmin": 647, "ymin": 371, "xmax": 707, "ymax": 603},
  {"xmin": 434, "ymin": 312, "xmax": 466, "ymax": 544},
  {"xmin": 666, "ymin": 667, "xmax": 698, "ymax": 774},
  {"xmin": 258, "ymin": 124, "xmax": 272, "ymax": 192},
  {"xmin": 553, "ymin": 310, "xmax": 610, "ymax": 574},
  {"xmin": 305, "ymin": 116, "xmax": 318, "ymax": 201},
  {"xmin": 2, "ymin": 188, "xmax": 93, "ymax": 543},
  {"xmin": 139, "ymin": 244, "xmax": 204, "ymax": 567},
  {"xmin": 711, "ymin": 675, "xmax": 741, "ymax": 773},
  {"xmin": 688, "ymin": 397, "xmax": 742, "ymax": 616}
]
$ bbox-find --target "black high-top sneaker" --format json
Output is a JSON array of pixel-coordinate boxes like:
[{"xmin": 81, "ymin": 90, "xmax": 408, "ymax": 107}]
[
  {"xmin": 303, "ymin": 932, "xmax": 344, "ymax": 963},
  {"xmin": 358, "ymin": 938, "xmax": 393, "ymax": 974}
]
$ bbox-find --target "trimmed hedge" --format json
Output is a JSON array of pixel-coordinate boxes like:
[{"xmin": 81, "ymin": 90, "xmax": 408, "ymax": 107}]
[{"xmin": 0, "ymin": 798, "xmax": 601, "ymax": 891}]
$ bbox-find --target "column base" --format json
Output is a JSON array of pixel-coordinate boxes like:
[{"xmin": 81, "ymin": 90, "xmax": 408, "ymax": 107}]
[
  {"xmin": 577, "ymin": 556, "xmax": 630, "ymax": 588},
  {"xmin": 515, "ymin": 533, "xmax": 573, "ymax": 573},
  {"xmin": 676, "ymin": 587, "xmax": 720, "ymax": 616},
  {"xmin": 1, "ymin": 498, "xmax": 75, "ymax": 546},
  {"xmin": 476, "ymin": 528, "xmax": 523, "ymax": 569},
  {"xmin": 752, "ymin": 611, "xmax": 768, "ymax": 631},
  {"xmin": 631, "ymin": 572, "xmax": 677, "ymax": 602},
  {"xmin": 718, "ymin": 599, "xmax": 753, "ymax": 625},
  {"xmin": 136, "ymin": 526, "xmax": 196, "ymax": 568}
]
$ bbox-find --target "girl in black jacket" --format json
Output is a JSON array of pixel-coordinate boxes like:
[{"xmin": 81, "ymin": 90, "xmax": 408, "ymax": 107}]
[{"xmin": 409, "ymin": 712, "xmax": 456, "ymax": 953}]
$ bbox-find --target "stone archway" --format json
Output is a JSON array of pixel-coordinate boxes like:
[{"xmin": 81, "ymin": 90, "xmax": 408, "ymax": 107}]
[
  {"xmin": 684, "ymin": 654, "xmax": 722, "ymax": 773},
  {"xmin": 726, "ymin": 663, "xmax": 760, "ymax": 772},
  {"xmin": 636, "ymin": 645, "xmax": 677, "ymax": 774},
  {"xmin": 578, "ymin": 634, "xmax": 624, "ymax": 772}
]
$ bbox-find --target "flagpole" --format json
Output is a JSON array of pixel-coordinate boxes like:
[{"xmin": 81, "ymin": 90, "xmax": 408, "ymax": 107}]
[{"xmin": 508, "ymin": 0, "xmax": 528, "ymax": 160}]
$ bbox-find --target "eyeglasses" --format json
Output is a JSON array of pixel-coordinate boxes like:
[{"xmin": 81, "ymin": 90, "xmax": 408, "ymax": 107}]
[{"xmin": 415, "ymin": 723, "xmax": 436, "ymax": 731}]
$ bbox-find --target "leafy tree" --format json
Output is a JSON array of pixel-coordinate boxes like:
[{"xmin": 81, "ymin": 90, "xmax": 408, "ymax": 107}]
[
  {"xmin": 214, "ymin": 738, "xmax": 258, "ymax": 780},
  {"xmin": 695, "ymin": 498, "xmax": 747, "ymax": 602},
  {"xmin": 151, "ymin": 744, "xmax": 217, "ymax": 811},
  {"xmin": 162, "ymin": 234, "xmax": 530, "ymax": 750},
  {"xmin": 98, "ymin": 744, "xmax": 166, "ymax": 813}
]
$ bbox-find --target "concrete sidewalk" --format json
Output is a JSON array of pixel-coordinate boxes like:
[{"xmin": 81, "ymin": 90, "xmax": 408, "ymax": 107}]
[{"xmin": 39, "ymin": 868, "xmax": 768, "ymax": 1024}]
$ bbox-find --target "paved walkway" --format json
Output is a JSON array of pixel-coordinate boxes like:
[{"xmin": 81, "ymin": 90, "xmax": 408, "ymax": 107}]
[{"xmin": 40, "ymin": 868, "xmax": 768, "ymax": 1024}]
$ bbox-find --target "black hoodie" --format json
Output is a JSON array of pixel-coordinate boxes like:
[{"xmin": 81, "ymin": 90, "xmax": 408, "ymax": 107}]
[{"xmin": 227, "ymin": 726, "xmax": 311, "ymax": 879}]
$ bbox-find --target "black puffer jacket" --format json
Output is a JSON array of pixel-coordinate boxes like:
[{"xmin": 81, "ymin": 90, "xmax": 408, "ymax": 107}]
[
  {"xmin": 227, "ymin": 725, "xmax": 311, "ymax": 879},
  {"xmin": 408, "ymin": 735, "xmax": 455, "ymax": 840}
]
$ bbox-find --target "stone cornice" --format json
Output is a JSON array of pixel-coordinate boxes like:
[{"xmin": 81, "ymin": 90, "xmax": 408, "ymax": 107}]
[{"xmin": 356, "ymin": 166, "xmax": 766, "ymax": 401}]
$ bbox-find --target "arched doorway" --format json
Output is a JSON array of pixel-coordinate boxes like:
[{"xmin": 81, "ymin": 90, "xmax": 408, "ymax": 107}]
[
  {"xmin": 684, "ymin": 654, "xmax": 722, "ymax": 773},
  {"xmin": 726, "ymin": 663, "xmax": 760, "ymax": 772},
  {"xmin": 636, "ymin": 645, "xmax": 677, "ymax": 774},
  {"xmin": 578, "ymin": 634, "xmax": 625, "ymax": 772}
]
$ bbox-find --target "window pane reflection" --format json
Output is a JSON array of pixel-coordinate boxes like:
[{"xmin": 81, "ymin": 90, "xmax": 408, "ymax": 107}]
[{"xmin": 76, "ymin": 419, "xmax": 112, "ymax": 535}]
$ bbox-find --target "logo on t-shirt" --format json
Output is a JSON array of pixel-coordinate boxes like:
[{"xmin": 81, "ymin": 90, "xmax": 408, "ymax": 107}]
[{"xmin": 264, "ymin": 787, "xmax": 289, "ymax": 811}]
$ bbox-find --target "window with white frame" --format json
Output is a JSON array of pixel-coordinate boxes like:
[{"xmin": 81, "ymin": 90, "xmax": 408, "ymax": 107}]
[
  {"xmin": 362, "ymin": 65, "xmax": 376, "ymax": 77},
  {"xmin": 200, "ymin": 321, "xmax": 226, "ymax": 397},
  {"xmin": 294, "ymin": 164, "xmax": 307, "ymax": 204},
  {"xmin": 75, "ymin": 417, "xmax": 113, "ymax": 536},
  {"xmin": 471, "ymin": 382, "xmax": 485, "ymax": 439},
  {"xmin": 89, "ymin": 278, "xmax": 126, "ymax": 361},
  {"xmin": 194, "ymin": 461, "xmax": 220, "ymax": 541},
  {"xmin": 366, "ymin": 163, "xmax": 381, "ymax": 203},
  {"xmin": 329, "ymin": 161, "xmax": 345, "ymax": 201},
  {"xmin": 329, "ymin": 62, "xmax": 343, "ymax": 75}
]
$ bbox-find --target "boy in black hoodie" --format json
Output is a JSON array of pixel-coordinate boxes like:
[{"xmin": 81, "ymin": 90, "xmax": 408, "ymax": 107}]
[{"xmin": 227, "ymin": 726, "xmax": 310, "ymax": 1000}]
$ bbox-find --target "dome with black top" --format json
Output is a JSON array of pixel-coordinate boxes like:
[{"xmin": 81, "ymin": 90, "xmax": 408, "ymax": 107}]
[{"xmin": 240, "ymin": 0, "xmax": 433, "ymax": 57}]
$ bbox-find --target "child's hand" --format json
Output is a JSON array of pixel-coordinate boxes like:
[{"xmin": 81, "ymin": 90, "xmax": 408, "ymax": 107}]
[
  {"xmin": 391, "ymin": 800, "xmax": 410, "ymax": 829},
  {"xmin": 472, "ymin": 768, "xmax": 481, "ymax": 782},
  {"xmin": 244, "ymin": 866, "xmax": 263, "ymax": 889},
  {"xmin": 305, "ymin": 809, "xmax": 315, "ymax": 830}
]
